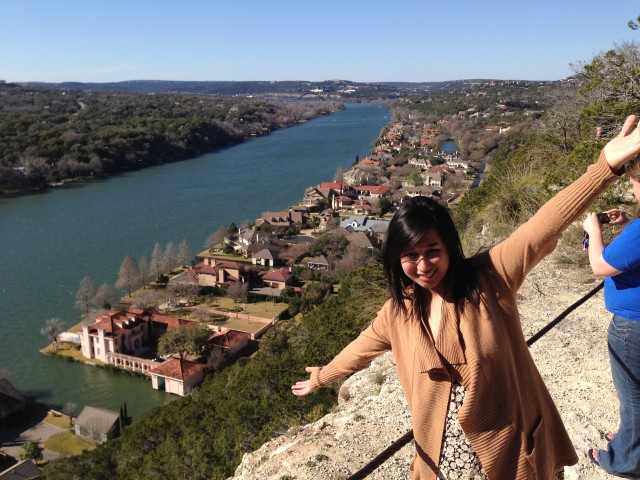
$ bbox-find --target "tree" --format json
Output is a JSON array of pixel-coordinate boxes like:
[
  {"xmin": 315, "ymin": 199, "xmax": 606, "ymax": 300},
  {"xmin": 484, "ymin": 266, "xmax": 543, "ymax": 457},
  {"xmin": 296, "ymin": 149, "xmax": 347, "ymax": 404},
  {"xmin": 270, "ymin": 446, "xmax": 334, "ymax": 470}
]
[
  {"xmin": 130, "ymin": 289, "xmax": 164, "ymax": 310},
  {"xmin": 157, "ymin": 324, "xmax": 210, "ymax": 361},
  {"xmin": 228, "ymin": 281, "xmax": 249, "ymax": 304},
  {"xmin": 177, "ymin": 239, "xmax": 192, "ymax": 267},
  {"xmin": 115, "ymin": 256, "xmax": 142, "ymax": 297},
  {"xmin": 407, "ymin": 167, "xmax": 423, "ymax": 186},
  {"xmin": 577, "ymin": 41, "xmax": 640, "ymax": 135},
  {"xmin": 164, "ymin": 242, "xmax": 177, "ymax": 274},
  {"xmin": 92, "ymin": 283, "xmax": 119, "ymax": 310},
  {"xmin": 150, "ymin": 242, "xmax": 165, "ymax": 281},
  {"xmin": 378, "ymin": 197, "xmax": 392, "ymax": 216},
  {"xmin": 40, "ymin": 317, "xmax": 66, "ymax": 352},
  {"xmin": 19, "ymin": 440, "xmax": 43, "ymax": 463},
  {"xmin": 74, "ymin": 276, "xmax": 95, "ymax": 321},
  {"xmin": 138, "ymin": 256, "xmax": 151, "ymax": 289},
  {"xmin": 62, "ymin": 402, "xmax": 77, "ymax": 427},
  {"xmin": 205, "ymin": 226, "xmax": 228, "ymax": 248},
  {"xmin": 629, "ymin": 14, "xmax": 640, "ymax": 30}
]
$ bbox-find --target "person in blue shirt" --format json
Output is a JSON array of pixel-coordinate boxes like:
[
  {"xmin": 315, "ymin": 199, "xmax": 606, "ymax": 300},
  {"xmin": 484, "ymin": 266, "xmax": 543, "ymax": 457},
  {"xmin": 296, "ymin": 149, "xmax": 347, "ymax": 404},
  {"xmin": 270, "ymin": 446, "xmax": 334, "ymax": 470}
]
[{"xmin": 584, "ymin": 155, "xmax": 640, "ymax": 477}]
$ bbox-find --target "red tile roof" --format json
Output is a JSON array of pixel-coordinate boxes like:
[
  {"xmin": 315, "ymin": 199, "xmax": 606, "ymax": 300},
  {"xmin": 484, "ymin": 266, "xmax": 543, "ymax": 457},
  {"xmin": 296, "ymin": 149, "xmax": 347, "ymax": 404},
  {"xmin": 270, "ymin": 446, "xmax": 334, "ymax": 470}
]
[{"xmin": 149, "ymin": 356, "xmax": 205, "ymax": 380}]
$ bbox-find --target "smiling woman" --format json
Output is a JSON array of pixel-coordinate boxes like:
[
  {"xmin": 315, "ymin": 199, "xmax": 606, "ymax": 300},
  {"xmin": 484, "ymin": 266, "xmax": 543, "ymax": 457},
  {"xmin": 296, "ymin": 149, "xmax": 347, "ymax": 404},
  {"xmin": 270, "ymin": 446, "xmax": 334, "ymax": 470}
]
[{"xmin": 292, "ymin": 116, "xmax": 640, "ymax": 479}]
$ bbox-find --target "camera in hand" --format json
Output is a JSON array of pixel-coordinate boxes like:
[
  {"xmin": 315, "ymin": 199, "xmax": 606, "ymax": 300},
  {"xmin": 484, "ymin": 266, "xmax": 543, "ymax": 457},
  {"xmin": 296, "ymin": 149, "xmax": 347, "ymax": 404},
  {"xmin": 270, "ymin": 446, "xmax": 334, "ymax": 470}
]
[{"xmin": 597, "ymin": 212, "xmax": 611, "ymax": 224}]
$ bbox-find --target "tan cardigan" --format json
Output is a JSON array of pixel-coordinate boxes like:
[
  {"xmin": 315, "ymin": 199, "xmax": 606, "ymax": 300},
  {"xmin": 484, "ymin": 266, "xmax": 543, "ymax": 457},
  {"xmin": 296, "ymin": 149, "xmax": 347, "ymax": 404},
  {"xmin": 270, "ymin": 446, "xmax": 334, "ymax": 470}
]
[{"xmin": 310, "ymin": 152, "xmax": 620, "ymax": 479}]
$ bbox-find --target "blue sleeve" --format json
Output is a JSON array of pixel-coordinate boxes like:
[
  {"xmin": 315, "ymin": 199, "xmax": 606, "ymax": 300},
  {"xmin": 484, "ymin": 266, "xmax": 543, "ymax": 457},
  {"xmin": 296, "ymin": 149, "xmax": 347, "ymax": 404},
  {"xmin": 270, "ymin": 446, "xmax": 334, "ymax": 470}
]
[{"xmin": 603, "ymin": 219, "xmax": 640, "ymax": 272}]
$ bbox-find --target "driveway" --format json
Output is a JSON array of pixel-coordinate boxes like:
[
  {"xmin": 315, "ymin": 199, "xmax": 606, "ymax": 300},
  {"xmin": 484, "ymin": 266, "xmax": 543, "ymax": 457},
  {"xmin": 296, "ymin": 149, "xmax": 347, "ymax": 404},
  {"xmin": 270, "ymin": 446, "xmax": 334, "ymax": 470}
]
[{"xmin": 0, "ymin": 419, "xmax": 65, "ymax": 462}]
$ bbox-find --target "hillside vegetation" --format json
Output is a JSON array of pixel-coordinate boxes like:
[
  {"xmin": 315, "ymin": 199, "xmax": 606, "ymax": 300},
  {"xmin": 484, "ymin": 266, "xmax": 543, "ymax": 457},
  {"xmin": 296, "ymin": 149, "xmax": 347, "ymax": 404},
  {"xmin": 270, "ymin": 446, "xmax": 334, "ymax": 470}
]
[
  {"xmin": 0, "ymin": 83, "xmax": 341, "ymax": 194},
  {"xmin": 42, "ymin": 41, "xmax": 640, "ymax": 479}
]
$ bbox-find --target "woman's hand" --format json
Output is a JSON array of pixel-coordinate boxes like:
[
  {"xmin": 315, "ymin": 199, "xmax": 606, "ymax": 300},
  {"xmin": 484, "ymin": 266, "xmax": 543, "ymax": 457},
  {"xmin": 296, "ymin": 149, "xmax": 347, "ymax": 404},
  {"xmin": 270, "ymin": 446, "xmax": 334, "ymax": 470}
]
[
  {"xmin": 291, "ymin": 366, "xmax": 321, "ymax": 397},
  {"xmin": 583, "ymin": 212, "xmax": 603, "ymax": 238},
  {"xmin": 605, "ymin": 208, "xmax": 630, "ymax": 226},
  {"xmin": 603, "ymin": 115, "xmax": 640, "ymax": 173}
]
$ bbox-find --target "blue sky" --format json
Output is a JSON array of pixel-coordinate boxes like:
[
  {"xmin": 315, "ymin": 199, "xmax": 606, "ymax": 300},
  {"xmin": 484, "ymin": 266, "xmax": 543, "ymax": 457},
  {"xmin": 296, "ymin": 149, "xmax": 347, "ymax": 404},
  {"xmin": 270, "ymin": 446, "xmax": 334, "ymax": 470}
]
[{"xmin": 1, "ymin": 0, "xmax": 638, "ymax": 83}]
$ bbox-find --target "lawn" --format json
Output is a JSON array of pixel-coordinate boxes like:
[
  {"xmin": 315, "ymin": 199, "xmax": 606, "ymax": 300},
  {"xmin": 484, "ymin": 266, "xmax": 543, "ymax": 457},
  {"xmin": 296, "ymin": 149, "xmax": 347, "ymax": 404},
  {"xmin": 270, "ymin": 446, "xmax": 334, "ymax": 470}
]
[
  {"xmin": 44, "ymin": 411, "xmax": 72, "ymax": 429},
  {"xmin": 44, "ymin": 431, "xmax": 96, "ymax": 456}
]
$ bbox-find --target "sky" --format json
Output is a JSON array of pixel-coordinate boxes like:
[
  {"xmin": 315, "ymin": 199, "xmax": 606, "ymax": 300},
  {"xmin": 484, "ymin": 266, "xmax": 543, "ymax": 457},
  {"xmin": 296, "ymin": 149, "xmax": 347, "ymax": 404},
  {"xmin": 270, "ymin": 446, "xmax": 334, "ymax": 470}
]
[{"xmin": 1, "ymin": 0, "xmax": 638, "ymax": 84}]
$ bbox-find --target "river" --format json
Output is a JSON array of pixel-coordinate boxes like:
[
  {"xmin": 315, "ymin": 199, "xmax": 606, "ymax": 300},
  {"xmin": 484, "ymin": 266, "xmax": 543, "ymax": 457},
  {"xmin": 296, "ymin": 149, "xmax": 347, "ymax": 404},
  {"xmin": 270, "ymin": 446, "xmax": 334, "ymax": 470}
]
[{"xmin": 0, "ymin": 103, "xmax": 390, "ymax": 419}]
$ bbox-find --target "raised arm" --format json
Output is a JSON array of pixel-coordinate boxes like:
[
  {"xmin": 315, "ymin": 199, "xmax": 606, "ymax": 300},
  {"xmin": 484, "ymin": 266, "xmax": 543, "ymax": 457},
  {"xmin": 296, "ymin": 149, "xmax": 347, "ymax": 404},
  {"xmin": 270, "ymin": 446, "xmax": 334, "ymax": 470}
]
[{"xmin": 489, "ymin": 115, "xmax": 640, "ymax": 291}]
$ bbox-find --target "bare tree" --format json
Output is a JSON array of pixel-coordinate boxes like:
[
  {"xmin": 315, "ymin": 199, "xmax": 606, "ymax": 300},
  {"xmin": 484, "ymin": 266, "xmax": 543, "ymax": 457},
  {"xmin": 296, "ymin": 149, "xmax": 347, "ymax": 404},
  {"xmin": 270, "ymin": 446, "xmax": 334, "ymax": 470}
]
[
  {"xmin": 92, "ymin": 283, "xmax": 119, "ymax": 310},
  {"xmin": 205, "ymin": 226, "xmax": 228, "ymax": 248},
  {"xmin": 138, "ymin": 256, "xmax": 151, "ymax": 289},
  {"xmin": 177, "ymin": 239, "xmax": 192, "ymax": 267},
  {"xmin": 62, "ymin": 402, "xmax": 77, "ymax": 426},
  {"xmin": 130, "ymin": 289, "xmax": 165, "ymax": 310},
  {"xmin": 74, "ymin": 276, "xmax": 95, "ymax": 321},
  {"xmin": 164, "ymin": 242, "xmax": 177, "ymax": 274},
  {"xmin": 41, "ymin": 317, "xmax": 66, "ymax": 352},
  {"xmin": 115, "ymin": 256, "xmax": 142, "ymax": 297},
  {"xmin": 227, "ymin": 281, "xmax": 249, "ymax": 304},
  {"xmin": 169, "ymin": 272, "xmax": 200, "ymax": 303},
  {"xmin": 334, "ymin": 244, "xmax": 376, "ymax": 275},
  {"xmin": 150, "ymin": 242, "xmax": 165, "ymax": 281}
]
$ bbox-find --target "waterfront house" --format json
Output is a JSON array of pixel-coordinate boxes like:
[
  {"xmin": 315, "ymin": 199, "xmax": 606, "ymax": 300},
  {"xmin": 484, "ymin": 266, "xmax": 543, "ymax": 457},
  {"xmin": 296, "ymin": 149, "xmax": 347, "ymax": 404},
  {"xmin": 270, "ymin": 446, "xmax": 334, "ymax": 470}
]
[
  {"xmin": 74, "ymin": 406, "xmax": 121, "ymax": 443},
  {"xmin": 80, "ymin": 308, "xmax": 195, "ymax": 374},
  {"xmin": 149, "ymin": 356, "xmax": 206, "ymax": 396},
  {"xmin": 302, "ymin": 186, "xmax": 331, "ymax": 208}
]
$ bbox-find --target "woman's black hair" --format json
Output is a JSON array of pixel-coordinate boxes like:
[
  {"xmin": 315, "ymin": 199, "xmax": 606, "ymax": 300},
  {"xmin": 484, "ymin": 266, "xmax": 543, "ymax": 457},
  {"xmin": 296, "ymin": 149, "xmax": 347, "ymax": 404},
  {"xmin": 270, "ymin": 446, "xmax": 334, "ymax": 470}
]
[{"xmin": 382, "ymin": 196, "xmax": 479, "ymax": 321}]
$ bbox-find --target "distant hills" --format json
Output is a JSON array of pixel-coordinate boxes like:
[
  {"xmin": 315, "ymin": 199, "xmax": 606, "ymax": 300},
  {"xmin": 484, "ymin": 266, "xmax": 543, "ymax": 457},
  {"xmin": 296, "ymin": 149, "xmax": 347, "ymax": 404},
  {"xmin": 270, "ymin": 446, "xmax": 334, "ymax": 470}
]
[{"xmin": 19, "ymin": 79, "xmax": 543, "ymax": 98}]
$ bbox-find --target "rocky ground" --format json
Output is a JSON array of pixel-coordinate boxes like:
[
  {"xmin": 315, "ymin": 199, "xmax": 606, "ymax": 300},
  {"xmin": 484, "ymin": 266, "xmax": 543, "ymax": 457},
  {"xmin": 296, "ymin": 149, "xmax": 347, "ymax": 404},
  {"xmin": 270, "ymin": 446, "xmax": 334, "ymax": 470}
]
[{"xmin": 229, "ymin": 251, "xmax": 619, "ymax": 480}]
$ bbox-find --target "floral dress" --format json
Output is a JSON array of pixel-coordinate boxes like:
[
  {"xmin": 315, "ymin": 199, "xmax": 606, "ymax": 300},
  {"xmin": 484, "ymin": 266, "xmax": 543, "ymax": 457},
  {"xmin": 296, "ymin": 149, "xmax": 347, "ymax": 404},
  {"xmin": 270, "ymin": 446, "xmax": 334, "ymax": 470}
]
[{"xmin": 437, "ymin": 383, "xmax": 564, "ymax": 480}]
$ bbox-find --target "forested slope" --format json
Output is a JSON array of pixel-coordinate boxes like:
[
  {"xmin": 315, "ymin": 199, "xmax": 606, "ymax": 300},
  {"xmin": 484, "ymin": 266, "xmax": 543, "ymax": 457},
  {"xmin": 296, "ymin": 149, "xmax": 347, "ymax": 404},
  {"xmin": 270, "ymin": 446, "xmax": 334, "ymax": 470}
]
[{"xmin": 0, "ymin": 83, "xmax": 341, "ymax": 194}]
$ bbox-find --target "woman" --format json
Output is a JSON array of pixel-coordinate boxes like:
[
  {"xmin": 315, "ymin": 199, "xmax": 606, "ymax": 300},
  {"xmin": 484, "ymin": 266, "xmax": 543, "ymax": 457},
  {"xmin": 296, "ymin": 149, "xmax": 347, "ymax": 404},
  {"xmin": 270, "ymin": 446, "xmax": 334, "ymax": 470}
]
[
  {"xmin": 292, "ymin": 116, "xmax": 640, "ymax": 479},
  {"xmin": 584, "ymin": 155, "xmax": 640, "ymax": 478}
]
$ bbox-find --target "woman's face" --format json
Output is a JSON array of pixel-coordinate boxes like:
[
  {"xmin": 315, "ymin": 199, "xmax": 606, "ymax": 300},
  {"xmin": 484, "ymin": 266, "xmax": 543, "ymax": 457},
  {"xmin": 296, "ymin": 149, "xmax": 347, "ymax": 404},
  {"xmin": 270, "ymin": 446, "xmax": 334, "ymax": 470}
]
[{"xmin": 400, "ymin": 229, "xmax": 450, "ymax": 296}]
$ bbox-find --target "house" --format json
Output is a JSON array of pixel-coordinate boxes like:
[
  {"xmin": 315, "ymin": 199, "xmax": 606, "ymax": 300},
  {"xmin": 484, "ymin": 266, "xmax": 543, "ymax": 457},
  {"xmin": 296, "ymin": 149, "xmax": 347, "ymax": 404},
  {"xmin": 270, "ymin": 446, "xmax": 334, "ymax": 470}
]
[
  {"xmin": 319, "ymin": 181, "xmax": 355, "ymax": 196},
  {"xmin": 408, "ymin": 157, "xmax": 431, "ymax": 170},
  {"xmin": 74, "ymin": 406, "xmax": 121, "ymax": 443},
  {"xmin": 191, "ymin": 251, "xmax": 250, "ymax": 287},
  {"xmin": 345, "ymin": 231, "xmax": 380, "ymax": 250},
  {"xmin": 339, "ymin": 216, "xmax": 390, "ymax": 241},
  {"xmin": 81, "ymin": 309, "xmax": 153, "ymax": 363},
  {"xmin": 306, "ymin": 255, "xmax": 329, "ymax": 270},
  {"xmin": 353, "ymin": 185, "xmax": 390, "ymax": 198},
  {"xmin": 149, "ymin": 357, "xmax": 206, "ymax": 396},
  {"xmin": 252, "ymin": 248, "xmax": 276, "ymax": 267},
  {"xmin": 0, "ymin": 459, "xmax": 42, "ymax": 479},
  {"xmin": 301, "ymin": 186, "xmax": 330, "ymax": 208},
  {"xmin": 255, "ymin": 210, "xmax": 307, "ymax": 234},
  {"xmin": 332, "ymin": 195, "xmax": 353, "ymax": 210},
  {"xmin": 261, "ymin": 268, "xmax": 293, "ymax": 291},
  {"xmin": 421, "ymin": 171, "xmax": 444, "ymax": 187},
  {"xmin": 80, "ymin": 309, "xmax": 195, "ymax": 373}
]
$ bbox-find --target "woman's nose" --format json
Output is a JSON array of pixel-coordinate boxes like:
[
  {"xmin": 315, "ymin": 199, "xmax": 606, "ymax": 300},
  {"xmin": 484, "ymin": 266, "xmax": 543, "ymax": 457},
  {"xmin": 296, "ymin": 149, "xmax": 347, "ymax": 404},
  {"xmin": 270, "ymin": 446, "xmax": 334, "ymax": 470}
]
[{"xmin": 416, "ymin": 256, "xmax": 430, "ymax": 270}]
